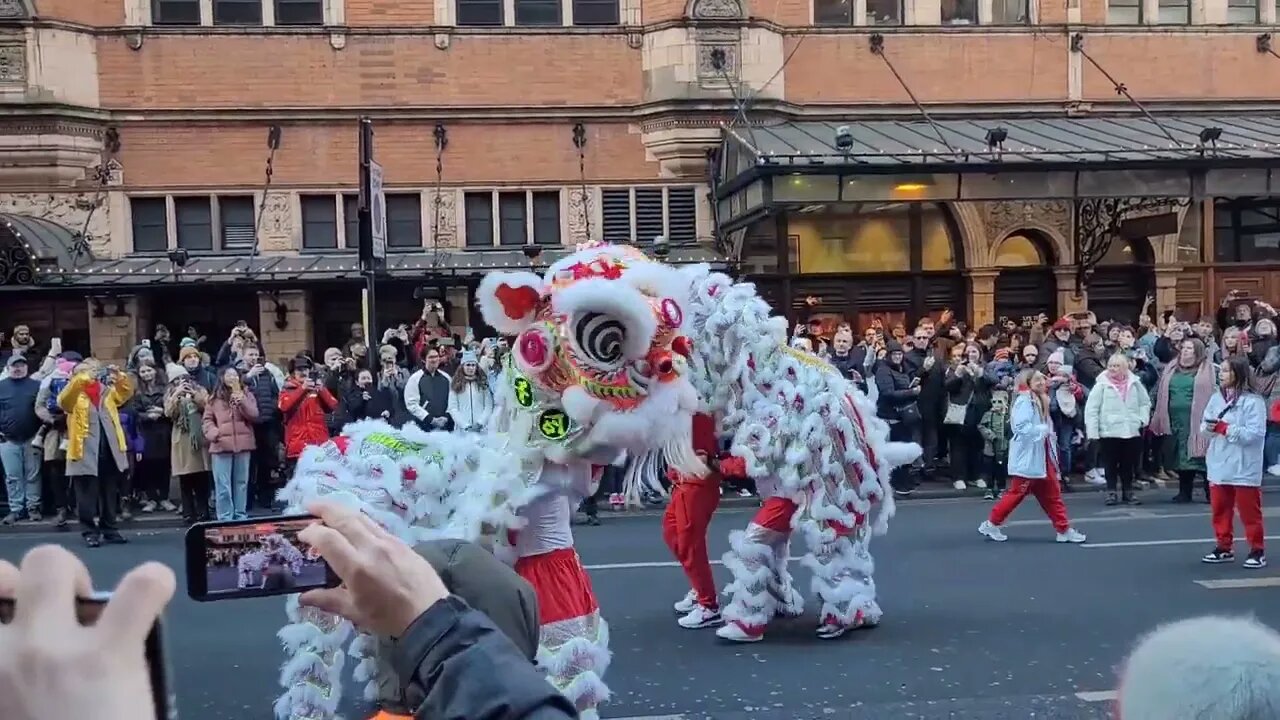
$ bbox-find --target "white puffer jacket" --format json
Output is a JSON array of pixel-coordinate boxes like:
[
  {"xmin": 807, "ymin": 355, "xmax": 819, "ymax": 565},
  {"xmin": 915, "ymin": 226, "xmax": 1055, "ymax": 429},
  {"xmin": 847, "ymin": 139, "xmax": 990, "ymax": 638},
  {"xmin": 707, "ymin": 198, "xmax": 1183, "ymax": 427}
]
[{"xmin": 1084, "ymin": 371, "xmax": 1152, "ymax": 440}]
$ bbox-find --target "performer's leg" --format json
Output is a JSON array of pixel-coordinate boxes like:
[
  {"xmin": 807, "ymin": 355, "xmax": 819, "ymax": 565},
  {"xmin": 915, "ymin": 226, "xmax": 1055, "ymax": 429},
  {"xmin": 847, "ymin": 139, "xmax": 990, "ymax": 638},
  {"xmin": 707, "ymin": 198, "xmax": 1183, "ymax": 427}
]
[
  {"xmin": 716, "ymin": 496, "xmax": 797, "ymax": 643},
  {"xmin": 662, "ymin": 484, "xmax": 696, "ymax": 614},
  {"xmin": 801, "ymin": 525, "xmax": 880, "ymax": 639},
  {"xmin": 676, "ymin": 480, "xmax": 723, "ymax": 628}
]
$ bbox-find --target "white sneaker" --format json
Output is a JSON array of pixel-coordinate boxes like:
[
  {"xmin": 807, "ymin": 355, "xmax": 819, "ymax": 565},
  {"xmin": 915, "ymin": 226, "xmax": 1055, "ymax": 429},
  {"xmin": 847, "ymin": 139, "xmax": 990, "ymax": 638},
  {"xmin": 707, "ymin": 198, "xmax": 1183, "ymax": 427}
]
[
  {"xmin": 1085, "ymin": 470, "xmax": 1106, "ymax": 486},
  {"xmin": 677, "ymin": 605, "xmax": 723, "ymax": 629},
  {"xmin": 715, "ymin": 622, "xmax": 763, "ymax": 643},
  {"xmin": 953, "ymin": 480, "xmax": 967, "ymax": 490},
  {"xmin": 160, "ymin": 500, "xmax": 178, "ymax": 512},
  {"xmin": 1267, "ymin": 464, "xmax": 1280, "ymax": 477},
  {"xmin": 978, "ymin": 520, "xmax": 1008, "ymax": 542},
  {"xmin": 140, "ymin": 501, "xmax": 157, "ymax": 513},
  {"xmin": 973, "ymin": 479, "xmax": 988, "ymax": 489},
  {"xmin": 1056, "ymin": 528, "xmax": 1087, "ymax": 544},
  {"xmin": 673, "ymin": 590, "xmax": 697, "ymax": 615}
]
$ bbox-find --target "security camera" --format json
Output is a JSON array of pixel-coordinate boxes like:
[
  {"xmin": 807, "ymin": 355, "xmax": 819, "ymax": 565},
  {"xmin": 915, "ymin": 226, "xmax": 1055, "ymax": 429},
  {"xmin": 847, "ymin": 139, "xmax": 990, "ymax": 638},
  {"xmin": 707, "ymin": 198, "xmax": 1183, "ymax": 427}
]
[{"xmin": 834, "ymin": 126, "xmax": 854, "ymax": 152}]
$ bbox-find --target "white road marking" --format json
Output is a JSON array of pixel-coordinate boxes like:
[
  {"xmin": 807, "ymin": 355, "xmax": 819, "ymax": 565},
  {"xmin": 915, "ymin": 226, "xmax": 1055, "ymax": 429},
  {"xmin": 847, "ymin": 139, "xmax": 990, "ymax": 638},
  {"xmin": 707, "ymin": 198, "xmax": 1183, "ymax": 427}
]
[
  {"xmin": 584, "ymin": 559, "xmax": 797, "ymax": 571},
  {"xmin": 606, "ymin": 715, "xmax": 687, "ymax": 720},
  {"xmin": 1082, "ymin": 536, "xmax": 1280, "ymax": 549},
  {"xmin": 1075, "ymin": 690, "xmax": 1118, "ymax": 702},
  {"xmin": 1195, "ymin": 577, "xmax": 1280, "ymax": 589}
]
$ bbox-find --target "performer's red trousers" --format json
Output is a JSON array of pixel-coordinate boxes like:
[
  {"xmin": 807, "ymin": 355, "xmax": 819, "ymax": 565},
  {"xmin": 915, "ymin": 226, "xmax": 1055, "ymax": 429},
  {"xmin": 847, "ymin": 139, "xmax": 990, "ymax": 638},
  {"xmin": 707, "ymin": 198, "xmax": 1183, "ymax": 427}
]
[
  {"xmin": 1210, "ymin": 484, "xmax": 1265, "ymax": 552},
  {"xmin": 662, "ymin": 479, "xmax": 721, "ymax": 609},
  {"xmin": 990, "ymin": 446, "xmax": 1070, "ymax": 533}
]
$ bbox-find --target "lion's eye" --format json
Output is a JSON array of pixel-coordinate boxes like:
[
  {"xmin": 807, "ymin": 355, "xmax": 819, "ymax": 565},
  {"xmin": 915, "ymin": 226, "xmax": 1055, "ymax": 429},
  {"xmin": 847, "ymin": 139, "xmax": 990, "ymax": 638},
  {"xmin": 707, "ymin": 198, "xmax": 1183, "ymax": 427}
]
[{"xmin": 573, "ymin": 312, "xmax": 626, "ymax": 367}]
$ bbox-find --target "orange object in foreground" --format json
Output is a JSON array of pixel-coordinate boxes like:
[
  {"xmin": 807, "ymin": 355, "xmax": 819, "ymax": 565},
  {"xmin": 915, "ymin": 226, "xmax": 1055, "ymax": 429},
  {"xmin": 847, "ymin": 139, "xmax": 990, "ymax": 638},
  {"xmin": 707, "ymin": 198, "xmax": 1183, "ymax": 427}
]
[{"xmin": 368, "ymin": 712, "xmax": 412, "ymax": 720}]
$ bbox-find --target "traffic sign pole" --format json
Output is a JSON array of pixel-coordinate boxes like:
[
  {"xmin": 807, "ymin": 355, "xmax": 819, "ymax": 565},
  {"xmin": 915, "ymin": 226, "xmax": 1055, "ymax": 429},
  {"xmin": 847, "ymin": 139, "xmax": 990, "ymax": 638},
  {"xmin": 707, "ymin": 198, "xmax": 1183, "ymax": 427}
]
[{"xmin": 358, "ymin": 118, "xmax": 382, "ymax": 343}]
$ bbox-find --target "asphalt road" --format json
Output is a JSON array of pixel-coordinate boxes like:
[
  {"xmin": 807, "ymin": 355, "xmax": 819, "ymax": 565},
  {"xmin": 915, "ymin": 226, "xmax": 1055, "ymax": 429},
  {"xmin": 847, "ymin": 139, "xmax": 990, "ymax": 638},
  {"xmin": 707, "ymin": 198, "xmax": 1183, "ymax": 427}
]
[{"xmin": 1, "ymin": 490, "xmax": 1276, "ymax": 720}]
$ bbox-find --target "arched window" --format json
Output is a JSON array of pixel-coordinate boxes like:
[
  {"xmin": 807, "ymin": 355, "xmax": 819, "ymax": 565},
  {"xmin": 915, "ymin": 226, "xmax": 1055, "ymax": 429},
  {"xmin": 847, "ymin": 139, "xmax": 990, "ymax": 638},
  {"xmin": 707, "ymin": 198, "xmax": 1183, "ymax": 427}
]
[{"xmin": 995, "ymin": 233, "xmax": 1050, "ymax": 267}]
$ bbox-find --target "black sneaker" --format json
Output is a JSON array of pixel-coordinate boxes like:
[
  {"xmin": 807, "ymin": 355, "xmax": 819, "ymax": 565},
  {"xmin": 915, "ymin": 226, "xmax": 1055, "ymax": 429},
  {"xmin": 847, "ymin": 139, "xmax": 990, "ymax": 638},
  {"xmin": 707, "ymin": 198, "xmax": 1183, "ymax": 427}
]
[
  {"xmin": 1105, "ymin": 492, "xmax": 1119, "ymax": 506},
  {"xmin": 1171, "ymin": 493, "xmax": 1191, "ymax": 504},
  {"xmin": 1244, "ymin": 550, "xmax": 1267, "ymax": 569},
  {"xmin": 84, "ymin": 534, "xmax": 102, "ymax": 548},
  {"xmin": 102, "ymin": 533, "xmax": 129, "ymax": 545},
  {"xmin": 1202, "ymin": 547, "xmax": 1235, "ymax": 564},
  {"xmin": 1122, "ymin": 494, "xmax": 1142, "ymax": 506}
]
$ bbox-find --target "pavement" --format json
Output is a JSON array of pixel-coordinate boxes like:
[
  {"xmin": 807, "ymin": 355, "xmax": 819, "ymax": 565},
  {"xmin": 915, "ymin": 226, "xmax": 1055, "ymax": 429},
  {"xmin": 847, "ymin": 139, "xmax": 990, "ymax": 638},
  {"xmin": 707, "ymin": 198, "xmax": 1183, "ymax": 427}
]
[{"xmin": 2, "ymin": 488, "xmax": 1278, "ymax": 719}]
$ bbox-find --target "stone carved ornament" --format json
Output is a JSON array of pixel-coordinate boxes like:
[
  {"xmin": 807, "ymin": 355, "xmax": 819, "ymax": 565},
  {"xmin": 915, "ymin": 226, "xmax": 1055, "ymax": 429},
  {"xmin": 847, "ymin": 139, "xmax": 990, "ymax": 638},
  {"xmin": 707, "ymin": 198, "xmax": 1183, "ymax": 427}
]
[
  {"xmin": 0, "ymin": 193, "xmax": 110, "ymax": 257},
  {"xmin": 427, "ymin": 190, "xmax": 457, "ymax": 246},
  {"xmin": 0, "ymin": 44, "xmax": 25, "ymax": 84},
  {"xmin": 690, "ymin": 0, "xmax": 745, "ymax": 18},
  {"xmin": 567, "ymin": 188, "xmax": 592, "ymax": 243},
  {"xmin": 695, "ymin": 29, "xmax": 741, "ymax": 87},
  {"xmin": 258, "ymin": 192, "xmax": 293, "ymax": 252},
  {"xmin": 0, "ymin": 0, "xmax": 29, "ymax": 19},
  {"xmin": 982, "ymin": 200, "xmax": 1071, "ymax": 248}
]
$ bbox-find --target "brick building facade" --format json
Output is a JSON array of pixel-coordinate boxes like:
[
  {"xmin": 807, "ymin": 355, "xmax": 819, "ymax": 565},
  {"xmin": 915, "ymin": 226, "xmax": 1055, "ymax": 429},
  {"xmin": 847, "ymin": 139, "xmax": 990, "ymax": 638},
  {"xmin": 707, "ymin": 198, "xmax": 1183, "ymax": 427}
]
[{"xmin": 1, "ymin": 0, "xmax": 1279, "ymax": 361}]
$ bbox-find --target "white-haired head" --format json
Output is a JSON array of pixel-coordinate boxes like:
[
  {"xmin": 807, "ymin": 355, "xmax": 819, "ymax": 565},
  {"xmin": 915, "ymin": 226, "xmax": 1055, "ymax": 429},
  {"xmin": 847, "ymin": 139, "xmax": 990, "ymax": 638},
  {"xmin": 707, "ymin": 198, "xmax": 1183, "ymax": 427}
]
[{"xmin": 1118, "ymin": 615, "xmax": 1280, "ymax": 720}]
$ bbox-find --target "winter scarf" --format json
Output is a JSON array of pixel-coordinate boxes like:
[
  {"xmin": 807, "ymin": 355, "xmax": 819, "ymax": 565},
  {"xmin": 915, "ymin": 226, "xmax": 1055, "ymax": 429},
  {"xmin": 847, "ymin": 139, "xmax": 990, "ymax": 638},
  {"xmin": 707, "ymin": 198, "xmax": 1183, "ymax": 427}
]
[
  {"xmin": 1105, "ymin": 369, "xmax": 1132, "ymax": 402},
  {"xmin": 1149, "ymin": 345, "xmax": 1216, "ymax": 458},
  {"xmin": 174, "ymin": 395, "xmax": 206, "ymax": 453}
]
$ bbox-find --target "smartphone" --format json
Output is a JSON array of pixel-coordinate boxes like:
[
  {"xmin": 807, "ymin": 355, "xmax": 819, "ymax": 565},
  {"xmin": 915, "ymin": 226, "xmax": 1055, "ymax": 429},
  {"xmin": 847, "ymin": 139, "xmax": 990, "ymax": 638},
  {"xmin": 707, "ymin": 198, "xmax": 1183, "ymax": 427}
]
[
  {"xmin": 185, "ymin": 515, "xmax": 340, "ymax": 601},
  {"xmin": 0, "ymin": 592, "xmax": 176, "ymax": 720}
]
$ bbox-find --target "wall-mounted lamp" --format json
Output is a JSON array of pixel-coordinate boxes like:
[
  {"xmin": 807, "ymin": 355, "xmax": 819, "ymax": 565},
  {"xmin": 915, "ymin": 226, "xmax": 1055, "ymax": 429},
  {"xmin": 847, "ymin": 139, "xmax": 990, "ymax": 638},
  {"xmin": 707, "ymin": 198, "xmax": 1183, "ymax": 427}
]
[
  {"xmin": 522, "ymin": 244, "xmax": 544, "ymax": 268},
  {"xmin": 113, "ymin": 297, "xmax": 128, "ymax": 317},
  {"xmin": 985, "ymin": 126, "xmax": 1008, "ymax": 152},
  {"xmin": 91, "ymin": 298, "xmax": 105, "ymax": 318},
  {"xmin": 168, "ymin": 248, "xmax": 189, "ymax": 268}
]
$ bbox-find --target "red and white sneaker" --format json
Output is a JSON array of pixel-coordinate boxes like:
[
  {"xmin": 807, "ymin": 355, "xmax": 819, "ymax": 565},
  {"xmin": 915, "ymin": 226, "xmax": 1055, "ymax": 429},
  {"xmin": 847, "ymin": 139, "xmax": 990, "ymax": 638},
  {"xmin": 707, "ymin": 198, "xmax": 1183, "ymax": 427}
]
[
  {"xmin": 715, "ymin": 621, "xmax": 764, "ymax": 643},
  {"xmin": 608, "ymin": 493, "xmax": 624, "ymax": 510}
]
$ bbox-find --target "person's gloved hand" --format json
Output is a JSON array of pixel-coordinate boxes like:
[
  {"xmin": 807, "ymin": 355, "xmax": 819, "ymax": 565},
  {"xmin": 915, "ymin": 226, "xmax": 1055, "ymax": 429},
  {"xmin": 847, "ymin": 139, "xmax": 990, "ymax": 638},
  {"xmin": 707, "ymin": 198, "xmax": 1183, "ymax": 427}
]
[
  {"xmin": 0, "ymin": 546, "xmax": 175, "ymax": 720},
  {"xmin": 298, "ymin": 499, "xmax": 448, "ymax": 638}
]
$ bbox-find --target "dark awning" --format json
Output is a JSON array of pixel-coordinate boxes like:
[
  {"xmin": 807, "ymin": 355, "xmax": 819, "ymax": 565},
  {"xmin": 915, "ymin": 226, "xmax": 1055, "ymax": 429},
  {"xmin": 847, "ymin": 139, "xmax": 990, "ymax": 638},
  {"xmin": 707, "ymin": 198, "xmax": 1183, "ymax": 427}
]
[
  {"xmin": 2, "ymin": 213, "xmax": 94, "ymax": 267},
  {"xmin": 26, "ymin": 244, "xmax": 726, "ymax": 290},
  {"xmin": 714, "ymin": 114, "xmax": 1280, "ymax": 234}
]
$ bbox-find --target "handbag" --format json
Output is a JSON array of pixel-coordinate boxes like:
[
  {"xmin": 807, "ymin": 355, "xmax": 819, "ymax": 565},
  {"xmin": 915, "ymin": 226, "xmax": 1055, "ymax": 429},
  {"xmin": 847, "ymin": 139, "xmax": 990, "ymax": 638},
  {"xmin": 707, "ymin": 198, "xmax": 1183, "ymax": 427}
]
[{"xmin": 943, "ymin": 402, "xmax": 968, "ymax": 425}]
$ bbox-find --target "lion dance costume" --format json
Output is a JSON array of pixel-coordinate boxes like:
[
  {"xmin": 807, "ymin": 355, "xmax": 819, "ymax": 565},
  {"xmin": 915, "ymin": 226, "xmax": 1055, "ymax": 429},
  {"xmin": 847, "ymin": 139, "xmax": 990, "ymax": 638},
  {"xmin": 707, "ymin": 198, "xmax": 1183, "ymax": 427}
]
[{"xmin": 270, "ymin": 242, "xmax": 917, "ymax": 720}]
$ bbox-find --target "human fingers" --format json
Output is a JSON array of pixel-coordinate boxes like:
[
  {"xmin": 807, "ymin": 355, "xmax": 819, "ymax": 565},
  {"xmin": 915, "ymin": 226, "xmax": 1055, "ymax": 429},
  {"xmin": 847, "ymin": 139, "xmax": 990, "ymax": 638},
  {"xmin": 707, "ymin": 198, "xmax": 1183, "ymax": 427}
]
[
  {"xmin": 306, "ymin": 499, "xmax": 379, "ymax": 549},
  {"xmin": 298, "ymin": 588, "xmax": 357, "ymax": 621},
  {"xmin": 0, "ymin": 559, "xmax": 17, "ymax": 600},
  {"xmin": 97, "ymin": 562, "xmax": 175, "ymax": 646},
  {"xmin": 15, "ymin": 545, "xmax": 92, "ymax": 634},
  {"xmin": 297, "ymin": 523, "xmax": 362, "ymax": 580}
]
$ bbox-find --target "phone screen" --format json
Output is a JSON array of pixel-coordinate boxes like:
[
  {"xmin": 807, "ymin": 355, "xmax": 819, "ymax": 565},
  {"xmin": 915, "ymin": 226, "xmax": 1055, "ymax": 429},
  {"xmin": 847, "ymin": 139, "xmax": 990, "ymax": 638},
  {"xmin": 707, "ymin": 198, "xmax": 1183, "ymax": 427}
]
[
  {"xmin": 185, "ymin": 515, "xmax": 339, "ymax": 601},
  {"xmin": 0, "ymin": 593, "xmax": 175, "ymax": 719}
]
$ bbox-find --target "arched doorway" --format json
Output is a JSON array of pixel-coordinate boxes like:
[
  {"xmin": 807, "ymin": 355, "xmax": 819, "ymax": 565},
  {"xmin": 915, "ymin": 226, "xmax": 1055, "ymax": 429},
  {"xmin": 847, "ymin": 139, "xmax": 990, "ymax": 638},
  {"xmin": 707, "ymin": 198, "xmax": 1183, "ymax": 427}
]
[
  {"xmin": 994, "ymin": 231, "xmax": 1058, "ymax": 324},
  {"xmin": 1088, "ymin": 236, "xmax": 1155, "ymax": 323},
  {"xmin": 784, "ymin": 202, "xmax": 965, "ymax": 334}
]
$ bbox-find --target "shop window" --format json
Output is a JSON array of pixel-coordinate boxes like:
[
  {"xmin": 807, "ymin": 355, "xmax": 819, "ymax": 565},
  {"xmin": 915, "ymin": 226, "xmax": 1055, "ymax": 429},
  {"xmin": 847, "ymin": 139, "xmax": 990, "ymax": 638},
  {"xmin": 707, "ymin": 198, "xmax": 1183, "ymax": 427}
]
[
  {"xmin": 275, "ymin": 0, "xmax": 324, "ymax": 24},
  {"xmin": 301, "ymin": 195, "xmax": 338, "ymax": 250},
  {"xmin": 153, "ymin": 0, "xmax": 201, "ymax": 24},
  {"xmin": 515, "ymin": 0, "xmax": 561, "ymax": 24},
  {"xmin": 572, "ymin": 0, "xmax": 619, "ymax": 24},
  {"xmin": 991, "ymin": 0, "xmax": 1029, "ymax": 23},
  {"xmin": 219, "ymin": 196, "xmax": 257, "ymax": 252},
  {"xmin": 789, "ymin": 204, "xmax": 911, "ymax": 274},
  {"xmin": 1107, "ymin": 0, "xmax": 1142, "ymax": 22},
  {"xmin": 1226, "ymin": 0, "xmax": 1259, "ymax": 22},
  {"xmin": 941, "ymin": 0, "xmax": 978, "ymax": 24},
  {"xmin": 213, "ymin": 0, "xmax": 262, "ymax": 24},
  {"xmin": 464, "ymin": 192, "xmax": 495, "ymax": 247},
  {"xmin": 1156, "ymin": 0, "xmax": 1189, "ymax": 23},
  {"xmin": 457, "ymin": 0, "xmax": 504, "ymax": 25},
  {"xmin": 175, "ymin": 197, "xmax": 213, "ymax": 251},
  {"xmin": 1214, "ymin": 198, "xmax": 1280, "ymax": 263},
  {"xmin": 995, "ymin": 233, "xmax": 1049, "ymax": 267},
  {"xmin": 131, "ymin": 198, "xmax": 168, "ymax": 253}
]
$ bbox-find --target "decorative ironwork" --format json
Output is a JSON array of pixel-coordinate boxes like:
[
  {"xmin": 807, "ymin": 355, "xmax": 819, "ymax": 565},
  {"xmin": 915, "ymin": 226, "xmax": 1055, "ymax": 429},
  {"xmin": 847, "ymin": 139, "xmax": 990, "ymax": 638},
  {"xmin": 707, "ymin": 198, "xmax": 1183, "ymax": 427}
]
[
  {"xmin": 431, "ymin": 124, "xmax": 448, "ymax": 268},
  {"xmin": 1074, "ymin": 196, "xmax": 1190, "ymax": 293},
  {"xmin": 0, "ymin": 232, "xmax": 36, "ymax": 285}
]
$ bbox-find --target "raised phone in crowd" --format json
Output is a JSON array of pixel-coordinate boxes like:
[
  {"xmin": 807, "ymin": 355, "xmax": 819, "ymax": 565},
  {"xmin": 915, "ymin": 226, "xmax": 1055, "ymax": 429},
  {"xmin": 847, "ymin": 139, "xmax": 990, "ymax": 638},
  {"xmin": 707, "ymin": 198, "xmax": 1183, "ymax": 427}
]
[
  {"xmin": 185, "ymin": 514, "xmax": 340, "ymax": 602},
  {"xmin": 0, "ymin": 592, "xmax": 177, "ymax": 720}
]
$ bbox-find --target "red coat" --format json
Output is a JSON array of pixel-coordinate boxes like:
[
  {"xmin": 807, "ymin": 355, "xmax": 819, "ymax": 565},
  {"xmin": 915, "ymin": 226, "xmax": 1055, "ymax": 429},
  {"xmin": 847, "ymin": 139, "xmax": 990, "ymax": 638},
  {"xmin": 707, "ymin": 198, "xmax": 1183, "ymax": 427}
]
[{"xmin": 278, "ymin": 380, "xmax": 338, "ymax": 459}]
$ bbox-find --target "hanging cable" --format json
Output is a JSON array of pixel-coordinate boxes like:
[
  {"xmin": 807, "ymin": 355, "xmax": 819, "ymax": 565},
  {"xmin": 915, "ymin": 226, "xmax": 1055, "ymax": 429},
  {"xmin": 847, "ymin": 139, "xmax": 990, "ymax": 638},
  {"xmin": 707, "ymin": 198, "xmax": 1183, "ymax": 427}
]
[
  {"xmin": 1071, "ymin": 34, "xmax": 1179, "ymax": 145},
  {"xmin": 72, "ymin": 128, "xmax": 121, "ymax": 266},
  {"xmin": 572, "ymin": 123, "xmax": 594, "ymax": 242},
  {"xmin": 246, "ymin": 125, "xmax": 282, "ymax": 275},
  {"xmin": 711, "ymin": 48, "xmax": 760, "ymax": 150},
  {"xmin": 869, "ymin": 34, "xmax": 955, "ymax": 154},
  {"xmin": 1259, "ymin": 33, "xmax": 1280, "ymax": 60},
  {"xmin": 431, "ymin": 124, "xmax": 448, "ymax": 269}
]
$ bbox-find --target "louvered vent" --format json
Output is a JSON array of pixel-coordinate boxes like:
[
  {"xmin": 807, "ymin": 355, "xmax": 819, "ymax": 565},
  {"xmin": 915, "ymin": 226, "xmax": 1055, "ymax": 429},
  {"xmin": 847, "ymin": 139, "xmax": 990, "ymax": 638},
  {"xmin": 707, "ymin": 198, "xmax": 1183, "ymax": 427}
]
[
  {"xmin": 219, "ymin": 197, "xmax": 257, "ymax": 251},
  {"xmin": 667, "ymin": 187, "xmax": 697, "ymax": 243},
  {"xmin": 634, "ymin": 188, "xmax": 665, "ymax": 244},
  {"xmin": 600, "ymin": 189, "xmax": 632, "ymax": 243}
]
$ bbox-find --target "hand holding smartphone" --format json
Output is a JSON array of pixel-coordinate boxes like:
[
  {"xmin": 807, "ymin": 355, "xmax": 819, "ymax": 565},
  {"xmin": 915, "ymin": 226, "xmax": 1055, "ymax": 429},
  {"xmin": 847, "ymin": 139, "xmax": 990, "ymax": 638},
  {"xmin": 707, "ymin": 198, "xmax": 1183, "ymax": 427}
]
[{"xmin": 186, "ymin": 515, "xmax": 340, "ymax": 601}]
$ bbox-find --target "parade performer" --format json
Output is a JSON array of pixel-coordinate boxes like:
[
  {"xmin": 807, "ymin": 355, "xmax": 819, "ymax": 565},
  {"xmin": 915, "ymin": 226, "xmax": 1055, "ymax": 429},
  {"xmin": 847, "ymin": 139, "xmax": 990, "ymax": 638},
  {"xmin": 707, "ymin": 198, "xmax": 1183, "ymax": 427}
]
[
  {"xmin": 678, "ymin": 271, "xmax": 921, "ymax": 643},
  {"xmin": 664, "ymin": 411, "xmax": 728, "ymax": 629},
  {"xmin": 269, "ymin": 242, "xmax": 918, "ymax": 720}
]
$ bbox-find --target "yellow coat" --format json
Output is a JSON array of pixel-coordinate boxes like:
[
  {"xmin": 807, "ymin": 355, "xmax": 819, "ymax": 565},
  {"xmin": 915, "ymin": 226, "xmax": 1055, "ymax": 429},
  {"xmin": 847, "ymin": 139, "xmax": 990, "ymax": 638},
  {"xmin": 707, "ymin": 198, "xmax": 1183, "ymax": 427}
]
[{"xmin": 57, "ymin": 370, "xmax": 135, "ymax": 465}]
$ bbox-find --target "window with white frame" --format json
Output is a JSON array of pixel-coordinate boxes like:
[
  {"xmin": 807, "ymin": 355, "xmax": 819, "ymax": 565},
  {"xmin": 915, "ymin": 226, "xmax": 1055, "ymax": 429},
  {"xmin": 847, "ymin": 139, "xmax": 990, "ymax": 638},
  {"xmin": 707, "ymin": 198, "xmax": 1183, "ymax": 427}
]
[
  {"xmin": 464, "ymin": 190, "xmax": 562, "ymax": 248},
  {"xmin": 152, "ymin": 0, "xmax": 201, "ymax": 24},
  {"xmin": 940, "ymin": 0, "xmax": 978, "ymax": 23},
  {"xmin": 1156, "ymin": 0, "xmax": 1189, "ymax": 23},
  {"xmin": 456, "ymin": 0, "xmax": 618, "ymax": 26},
  {"xmin": 991, "ymin": 0, "xmax": 1029, "ymax": 23},
  {"xmin": 866, "ymin": 0, "xmax": 903, "ymax": 24},
  {"xmin": 1227, "ymin": 0, "xmax": 1259, "ymax": 22},
  {"xmin": 220, "ymin": 197, "xmax": 257, "ymax": 251},
  {"xmin": 130, "ymin": 198, "xmax": 169, "ymax": 252},
  {"xmin": 150, "ymin": 0, "xmax": 324, "ymax": 26},
  {"xmin": 1107, "ymin": 0, "xmax": 1142, "ymax": 22},
  {"xmin": 600, "ymin": 186, "xmax": 698, "ymax": 245},
  {"xmin": 175, "ymin": 197, "xmax": 214, "ymax": 251}
]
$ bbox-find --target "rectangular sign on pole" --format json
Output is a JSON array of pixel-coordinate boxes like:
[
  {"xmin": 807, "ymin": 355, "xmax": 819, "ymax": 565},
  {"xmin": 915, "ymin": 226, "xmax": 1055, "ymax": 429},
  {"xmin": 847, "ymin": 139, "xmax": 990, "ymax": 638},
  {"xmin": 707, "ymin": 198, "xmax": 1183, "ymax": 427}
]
[{"xmin": 369, "ymin": 159, "xmax": 387, "ymax": 261}]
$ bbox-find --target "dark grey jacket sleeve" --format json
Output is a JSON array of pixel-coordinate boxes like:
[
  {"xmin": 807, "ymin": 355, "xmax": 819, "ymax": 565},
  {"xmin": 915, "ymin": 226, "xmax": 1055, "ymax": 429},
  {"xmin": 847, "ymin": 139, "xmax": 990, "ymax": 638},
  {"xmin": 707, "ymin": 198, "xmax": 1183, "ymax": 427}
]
[{"xmin": 393, "ymin": 596, "xmax": 579, "ymax": 720}]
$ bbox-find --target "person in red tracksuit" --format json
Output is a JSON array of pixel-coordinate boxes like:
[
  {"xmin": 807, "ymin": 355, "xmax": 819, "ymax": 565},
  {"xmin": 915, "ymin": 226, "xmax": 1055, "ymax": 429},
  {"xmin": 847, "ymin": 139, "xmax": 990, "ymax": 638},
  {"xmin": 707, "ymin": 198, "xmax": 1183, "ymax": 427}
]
[
  {"xmin": 278, "ymin": 355, "xmax": 337, "ymax": 472},
  {"xmin": 663, "ymin": 412, "xmax": 730, "ymax": 629}
]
